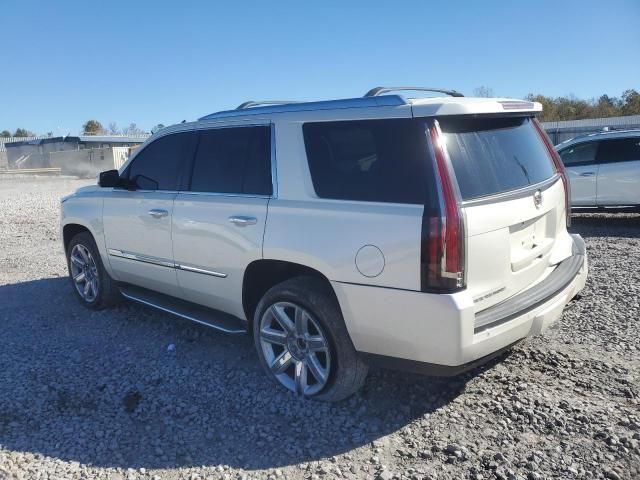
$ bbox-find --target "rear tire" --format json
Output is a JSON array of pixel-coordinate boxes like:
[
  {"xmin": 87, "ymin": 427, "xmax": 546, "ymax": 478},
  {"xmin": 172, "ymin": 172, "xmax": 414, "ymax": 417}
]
[
  {"xmin": 253, "ymin": 276, "xmax": 368, "ymax": 402},
  {"xmin": 66, "ymin": 231, "xmax": 120, "ymax": 310}
]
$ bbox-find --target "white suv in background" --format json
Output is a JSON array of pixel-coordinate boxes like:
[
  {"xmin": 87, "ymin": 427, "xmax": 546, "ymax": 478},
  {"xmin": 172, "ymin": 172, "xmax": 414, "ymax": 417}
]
[
  {"xmin": 61, "ymin": 87, "xmax": 587, "ymax": 401},
  {"xmin": 557, "ymin": 129, "xmax": 640, "ymax": 209}
]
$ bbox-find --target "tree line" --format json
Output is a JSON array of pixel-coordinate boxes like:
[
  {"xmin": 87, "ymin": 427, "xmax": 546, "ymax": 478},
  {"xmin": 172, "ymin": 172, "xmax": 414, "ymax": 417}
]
[
  {"xmin": 3, "ymin": 89, "xmax": 640, "ymax": 137},
  {"xmin": 525, "ymin": 89, "xmax": 640, "ymax": 122}
]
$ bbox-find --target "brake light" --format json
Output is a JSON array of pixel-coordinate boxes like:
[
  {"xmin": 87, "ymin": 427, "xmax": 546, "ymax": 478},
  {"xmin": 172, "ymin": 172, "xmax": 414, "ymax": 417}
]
[
  {"xmin": 532, "ymin": 118, "xmax": 571, "ymax": 227},
  {"xmin": 421, "ymin": 121, "xmax": 465, "ymax": 292}
]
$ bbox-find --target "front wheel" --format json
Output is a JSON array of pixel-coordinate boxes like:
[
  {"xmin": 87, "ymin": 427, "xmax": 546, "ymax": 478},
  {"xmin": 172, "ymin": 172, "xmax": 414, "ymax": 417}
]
[
  {"xmin": 253, "ymin": 276, "xmax": 368, "ymax": 402},
  {"xmin": 66, "ymin": 231, "xmax": 120, "ymax": 310}
]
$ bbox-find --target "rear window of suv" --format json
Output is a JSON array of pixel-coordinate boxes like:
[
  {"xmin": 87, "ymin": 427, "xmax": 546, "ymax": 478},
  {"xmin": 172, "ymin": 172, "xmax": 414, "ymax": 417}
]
[
  {"xmin": 303, "ymin": 119, "xmax": 432, "ymax": 204},
  {"xmin": 439, "ymin": 116, "xmax": 556, "ymax": 201}
]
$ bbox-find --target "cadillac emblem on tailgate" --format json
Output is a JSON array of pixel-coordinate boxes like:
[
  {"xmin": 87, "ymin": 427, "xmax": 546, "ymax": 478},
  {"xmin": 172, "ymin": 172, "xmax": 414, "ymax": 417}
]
[{"xmin": 533, "ymin": 189, "xmax": 543, "ymax": 209}]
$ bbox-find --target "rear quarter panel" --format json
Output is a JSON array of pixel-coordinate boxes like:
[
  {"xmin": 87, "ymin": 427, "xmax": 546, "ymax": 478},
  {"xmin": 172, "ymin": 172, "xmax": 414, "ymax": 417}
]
[{"xmin": 263, "ymin": 199, "xmax": 423, "ymax": 289}]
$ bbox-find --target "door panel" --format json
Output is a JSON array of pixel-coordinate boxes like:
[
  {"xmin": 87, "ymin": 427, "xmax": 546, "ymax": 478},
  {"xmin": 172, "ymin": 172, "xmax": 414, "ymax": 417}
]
[
  {"xmin": 172, "ymin": 194, "xmax": 268, "ymax": 319},
  {"xmin": 597, "ymin": 160, "xmax": 640, "ymax": 205},
  {"xmin": 566, "ymin": 164, "xmax": 599, "ymax": 206},
  {"xmin": 103, "ymin": 190, "xmax": 179, "ymax": 295}
]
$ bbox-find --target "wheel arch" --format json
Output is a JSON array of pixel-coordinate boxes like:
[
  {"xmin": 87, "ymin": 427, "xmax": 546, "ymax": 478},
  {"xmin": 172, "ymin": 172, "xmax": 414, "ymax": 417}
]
[
  {"xmin": 242, "ymin": 259, "xmax": 339, "ymax": 331},
  {"xmin": 62, "ymin": 222, "xmax": 94, "ymax": 254}
]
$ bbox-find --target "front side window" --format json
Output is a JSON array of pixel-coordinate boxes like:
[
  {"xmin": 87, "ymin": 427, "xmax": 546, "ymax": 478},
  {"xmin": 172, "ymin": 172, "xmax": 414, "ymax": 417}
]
[
  {"xmin": 440, "ymin": 116, "xmax": 556, "ymax": 201},
  {"xmin": 303, "ymin": 119, "xmax": 432, "ymax": 204},
  {"xmin": 559, "ymin": 141, "xmax": 599, "ymax": 166},
  {"xmin": 190, "ymin": 126, "xmax": 272, "ymax": 195},
  {"xmin": 596, "ymin": 138, "xmax": 640, "ymax": 164},
  {"xmin": 127, "ymin": 132, "xmax": 197, "ymax": 190}
]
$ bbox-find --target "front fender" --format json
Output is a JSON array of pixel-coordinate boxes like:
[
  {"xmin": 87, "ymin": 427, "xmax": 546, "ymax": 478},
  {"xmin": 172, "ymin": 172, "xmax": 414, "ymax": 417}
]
[{"xmin": 61, "ymin": 192, "xmax": 113, "ymax": 278}]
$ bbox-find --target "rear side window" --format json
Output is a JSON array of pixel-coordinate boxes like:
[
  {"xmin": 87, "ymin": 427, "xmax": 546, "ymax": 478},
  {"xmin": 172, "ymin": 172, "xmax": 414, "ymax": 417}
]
[
  {"xmin": 559, "ymin": 142, "xmax": 599, "ymax": 166},
  {"xmin": 128, "ymin": 132, "xmax": 197, "ymax": 190},
  {"xmin": 303, "ymin": 119, "xmax": 431, "ymax": 204},
  {"xmin": 190, "ymin": 126, "xmax": 272, "ymax": 195},
  {"xmin": 439, "ymin": 116, "xmax": 556, "ymax": 201},
  {"xmin": 596, "ymin": 138, "xmax": 640, "ymax": 164}
]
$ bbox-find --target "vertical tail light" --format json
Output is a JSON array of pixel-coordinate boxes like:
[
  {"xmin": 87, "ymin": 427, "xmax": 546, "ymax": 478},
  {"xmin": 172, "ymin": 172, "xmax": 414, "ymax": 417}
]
[
  {"xmin": 532, "ymin": 118, "xmax": 571, "ymax": 227},
  {"xmin": 421, "ymin": 121, "xmax": 465, "ymax": 292}
]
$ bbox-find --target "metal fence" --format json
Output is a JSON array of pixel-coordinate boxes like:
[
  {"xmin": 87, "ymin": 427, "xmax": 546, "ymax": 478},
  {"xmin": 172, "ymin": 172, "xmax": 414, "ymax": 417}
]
[
  {"xmin": 542, "ymin": 115, "xmax": 640, "ymax": 145},
  {"xmin": 0, "ymin": 136, "xmax": 42, "ymax": 152}
]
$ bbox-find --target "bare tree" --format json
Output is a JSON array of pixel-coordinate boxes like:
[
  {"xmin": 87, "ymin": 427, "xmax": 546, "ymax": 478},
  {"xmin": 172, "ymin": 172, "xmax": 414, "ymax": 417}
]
[
  {"xmin": 123, "ymin": 123, "xmax": 147, "ymax": 136},
  {"xmin": 108, "ymin": 122, "xmax": 121, "ymax": 135}
]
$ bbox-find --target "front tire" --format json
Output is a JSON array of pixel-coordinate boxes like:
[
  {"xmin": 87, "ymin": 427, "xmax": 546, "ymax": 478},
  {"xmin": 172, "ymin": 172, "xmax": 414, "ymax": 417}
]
[
  {"xmin": 66, "ymin": 231, "xmax": 120, "ymax": 310},
  {"xmin": 253, "ymin": 276, "xmax": 368, "ymax": 402}
]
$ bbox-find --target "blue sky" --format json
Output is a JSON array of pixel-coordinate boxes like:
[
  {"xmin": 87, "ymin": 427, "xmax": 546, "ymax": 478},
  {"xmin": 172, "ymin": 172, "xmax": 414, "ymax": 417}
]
[{"xmin": 1, "ymin": 0, "xmax": 638, "ymax": 135}]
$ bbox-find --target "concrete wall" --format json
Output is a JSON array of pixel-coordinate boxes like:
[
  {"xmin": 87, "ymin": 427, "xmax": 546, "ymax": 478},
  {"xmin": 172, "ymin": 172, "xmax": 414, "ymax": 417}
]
[
  {"xmin": 6, "ymin": 140, "xmax": 78, "ymax": 168},
  {"xmin": 49, "ymin": 148, "xmax": 118, "ymax": 177}
]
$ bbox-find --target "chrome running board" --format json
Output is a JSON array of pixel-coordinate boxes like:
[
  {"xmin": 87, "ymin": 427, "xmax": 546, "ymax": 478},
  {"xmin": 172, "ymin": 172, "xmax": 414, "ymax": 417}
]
[{"xmin": 119, "ymin": 284, "xmax": 247, "ymax": 335}]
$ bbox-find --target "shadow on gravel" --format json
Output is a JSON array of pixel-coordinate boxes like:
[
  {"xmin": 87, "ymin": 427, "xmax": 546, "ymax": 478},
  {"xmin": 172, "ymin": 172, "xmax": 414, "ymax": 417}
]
[
  {"xmin": 569, "ymin": 213, "xmax": 640, "ymax": 238},
  {"xmin": 0, "ymin": 277, "xmax": 507, "ymax": 471}
]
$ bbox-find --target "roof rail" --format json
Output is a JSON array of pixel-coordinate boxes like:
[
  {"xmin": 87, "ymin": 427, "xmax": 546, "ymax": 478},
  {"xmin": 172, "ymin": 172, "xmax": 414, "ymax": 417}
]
[
  {"xmin": 236, "ymin": 100, "xmax": 300, "ymax": 110},
  {"xmin": 365, "ymin": 86, "xmax": 464, "ymax": 98},
  {"xmin": 199, "ymin": 95, "xmax": 407, "ymax": 121}
]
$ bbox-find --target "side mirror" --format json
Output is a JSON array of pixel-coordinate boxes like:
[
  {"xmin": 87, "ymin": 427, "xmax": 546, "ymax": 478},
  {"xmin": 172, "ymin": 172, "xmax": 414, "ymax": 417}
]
[{"xmin": 98, "ymin": 169, "xmax": 121, "ymax": 188}]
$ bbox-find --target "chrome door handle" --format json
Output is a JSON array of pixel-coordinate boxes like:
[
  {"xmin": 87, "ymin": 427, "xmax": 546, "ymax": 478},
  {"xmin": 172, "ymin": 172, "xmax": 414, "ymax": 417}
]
[
  {"xmin": 228, "ymin": 216, "xmax": 257, "ymax": 226},
  {"xmin": 148, "ymin": 209, "xmax": 168, "ymax": 218},
  {"xmin": 579, "ymin": 172, "xmax": 595, "ymax": 177}
]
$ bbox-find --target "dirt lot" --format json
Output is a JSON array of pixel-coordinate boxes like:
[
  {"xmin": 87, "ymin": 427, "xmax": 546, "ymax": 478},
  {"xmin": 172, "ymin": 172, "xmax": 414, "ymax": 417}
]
[{"xmin": 0, "ymin": 176, "xmax": 638, "ymax": 480}]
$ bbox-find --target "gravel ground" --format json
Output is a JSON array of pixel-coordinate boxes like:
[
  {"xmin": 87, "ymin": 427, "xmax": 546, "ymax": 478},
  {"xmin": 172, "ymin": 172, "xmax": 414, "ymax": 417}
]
[{"xmin": 0, "ymin": 176, "xmax": 638, "ymax": 480}]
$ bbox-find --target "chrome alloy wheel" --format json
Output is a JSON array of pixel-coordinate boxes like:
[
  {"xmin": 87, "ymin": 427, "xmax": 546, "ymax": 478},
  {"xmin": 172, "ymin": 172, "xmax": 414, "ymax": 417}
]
[
  {"xmin": 69, "ymin": 244, "xmax": 99, "ymax": 303},
  {"xmin": 259, "ymin": 302, "xmax": 331, "ymax": 396}
]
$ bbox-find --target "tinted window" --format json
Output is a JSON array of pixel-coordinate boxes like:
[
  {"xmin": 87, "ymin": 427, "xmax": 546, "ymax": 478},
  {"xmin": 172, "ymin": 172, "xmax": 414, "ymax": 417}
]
[
  {"xmin": 128, "ymin": 132, "xmax": 197, "ymax": 190},
  {"xmin": 596, "ymin": 138, "xmax": 640, "ymax": 164},
  {"xmin": 439, "ymin": 117, "xmax": 555, "ymax": 201},
  {"xmin": 559, "ymin": 141, "xmax": 599, "ymax": 166},
  {"xmin": 190, "ymin": 126, "xmax": 272, "ymax": 195},
  {"xmin": 303, "ymin": 119, "xmax": 431, "ymax": 204}
]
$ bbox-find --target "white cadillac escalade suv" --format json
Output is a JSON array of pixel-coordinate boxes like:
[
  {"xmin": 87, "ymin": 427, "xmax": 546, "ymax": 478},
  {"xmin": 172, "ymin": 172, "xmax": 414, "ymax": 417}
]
[{"xmin": 61, "ymin": 87, "xmax": 588, "ymax": 401}]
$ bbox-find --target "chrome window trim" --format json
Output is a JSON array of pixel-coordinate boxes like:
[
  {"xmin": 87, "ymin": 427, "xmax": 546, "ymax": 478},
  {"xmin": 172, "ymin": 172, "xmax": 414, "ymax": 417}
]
[
  {"xmin": 176, "ymin": 264, "xmax": 227, "ymax": 278},
  {"xmin": 460, "ymin": 174, "xmax": 561, "ymax": 208},
  {"xmin": 270, "ymin": 123, "xmax": 278, "ymax": 198},
  {"xmin": 117, "ymin": 189, "xmax": 178, "ymax": 194},
  {"xmin": 177, "ymin": 191, "xmax": 270, "ymax": 199}
]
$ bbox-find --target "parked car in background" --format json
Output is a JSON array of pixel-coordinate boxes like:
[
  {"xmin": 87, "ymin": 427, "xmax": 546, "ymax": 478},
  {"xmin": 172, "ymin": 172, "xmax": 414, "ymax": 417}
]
[
  {"xmin": 61, "ymin": 87, "xmax": 587, "ymax": 401},
  {"xmin": 556, "ymin": 129, "xmax": 640, "ymax": 209}
]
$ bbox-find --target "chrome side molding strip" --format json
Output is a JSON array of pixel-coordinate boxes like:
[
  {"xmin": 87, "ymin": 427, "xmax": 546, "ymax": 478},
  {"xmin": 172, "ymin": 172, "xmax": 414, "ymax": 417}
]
[
  {"xmin": 108, "ymin": 248, "xmax": 228, "ymax": 278},
  {"xmin": 176, "ymin": 264, "xmax": 227, "ymax": 278},
  {"xmin": 107, "ymin": 249, "xmax": 175, "ymax": 268}
]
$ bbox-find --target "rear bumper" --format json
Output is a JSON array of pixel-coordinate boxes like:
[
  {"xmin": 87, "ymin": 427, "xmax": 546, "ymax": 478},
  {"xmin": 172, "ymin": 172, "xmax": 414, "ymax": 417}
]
[{"xmin": 332, "ymin": 234, "xmax": 587, "ymax": 374}]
